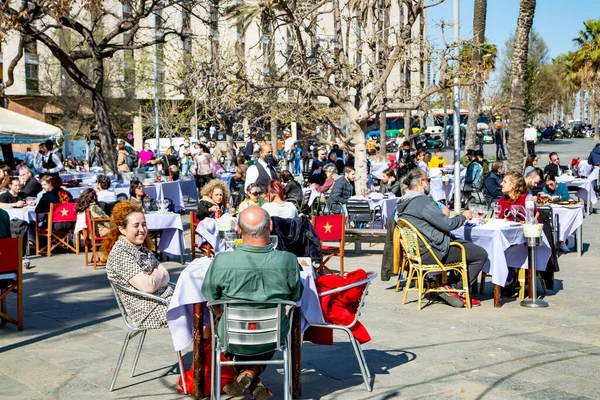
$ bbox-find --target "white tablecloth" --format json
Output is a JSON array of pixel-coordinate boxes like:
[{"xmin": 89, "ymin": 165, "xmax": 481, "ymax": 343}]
[
  {"xmin": 556, "ymin": 173, "xmax": 598, "ymax": 205},
  {"xmin": 303, "ymin": 187, "xmax": 320, "ymax": 206},
  {"xmin": 547, "ymin": 204, "xmax": 585, "ymax": 242},
  {"xmin": 218, "ymin": 173, "xmax": 235, "ymax": 187},
  {"xmin": 5, "ymin": 207, "xmax": 36, "ymax": 223},
  {"xmin": 430, "ymin": 176, "xmax": 455, "ymax": 202},
  {"xmin": 359, "ymin": 196, "xmax": 397, "ymax": 224},
  {"xmin": 179, "ymin": 178, "xmax": 198, "ymax": 202},
  {"xmin": 371, "ymin": 162, "xmax": 390, "ymax": 179},
  {"xmin": 154, "ymin": 181, "xmax": 185, "ymax": 212},
  {"xmin": 145, "ymin": 213, "xmax": 185, "ymax": 257},
  {"xmin": 195, "ymin": 218, "xmax": 225, "ymax": 252},
  {"xmin": 452, "ymin": 221, "xmax": 552, "ymax": 287},
  {"xmin": 577, "ymin": 160, "xmax": 594, "ymax": 177},
  {"xmin": 166, "ymin": 257, "xmax": 325, "ymax": 351}
]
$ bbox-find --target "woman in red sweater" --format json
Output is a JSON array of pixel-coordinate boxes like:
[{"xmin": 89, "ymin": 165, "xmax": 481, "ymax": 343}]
[{"xmin": 498, "ymin": 171, "xmax": 538, "ymax": 222}]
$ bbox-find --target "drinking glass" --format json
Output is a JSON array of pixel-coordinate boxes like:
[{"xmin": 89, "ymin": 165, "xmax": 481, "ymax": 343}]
[
  {"xmin": 143, "ymin": 199, "xmax": 152, "ymax": 213},
  {"xmin": 476, "ymin": 205, "xmax": 486, "ymax": 223},
  {"xmin": 269, "ymin": 235, "xmax": 279, "ymax": 249},
  {"xmin": 494, "ymin": 203, "xmax": 502, "ymax": 219}
]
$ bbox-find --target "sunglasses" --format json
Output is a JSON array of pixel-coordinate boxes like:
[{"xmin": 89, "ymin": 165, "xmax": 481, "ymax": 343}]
[
  {"xmin": 136, "ymin": 185, "xmax": 143, "ymax": 189},
  {"xmin": 250, "ymin": 191, "xmax": 263, "ymax": 196},
  {"xmin": 551, "ymin": 158, "xmax": 559, "ymax": 162}
]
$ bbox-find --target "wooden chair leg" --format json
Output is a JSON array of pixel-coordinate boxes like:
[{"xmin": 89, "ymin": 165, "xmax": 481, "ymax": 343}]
[
  {"xmin": 339, "ymin": 253, "xmax": 344, "ymax": 277},
  {"xmin": 537, "ymin": 272, "xmax": 547, "ymax": 294},
  {"xmin": 479, "ymin": 272, "xmax": 487, "ymax": 295}
]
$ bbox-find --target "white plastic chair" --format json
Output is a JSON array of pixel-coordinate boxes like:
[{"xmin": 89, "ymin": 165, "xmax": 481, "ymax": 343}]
[
  {"xmin": 207, "ymin": 299, "xmax": 297, "ymax": 400},
  {"xmin": 108, "ymin": 281, "xmax": 187, "ymax": 394},
  {"xmin": 308, "ymin": 271, "xmax": 377, "ymax": 391}
]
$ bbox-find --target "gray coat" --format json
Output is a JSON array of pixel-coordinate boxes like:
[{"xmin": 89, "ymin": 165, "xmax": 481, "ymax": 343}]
[{"xmin": 395, "ymin": 190, "xmax": 466, "ymax": 259}]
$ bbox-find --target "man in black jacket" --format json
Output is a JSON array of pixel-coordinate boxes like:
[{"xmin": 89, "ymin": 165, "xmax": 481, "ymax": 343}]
[
  {"xmin": 395, "ymin": 169, "xmax": 487, "ymax": 307},
  {"xmin": 18, "ymin": 166, "xmax": 42, "ymax": 198},
  {"xmin": 483, "ymin": 161, "xmax": 505, "ymax": 204},
  {"xmin": 327, "ymin": 166, "xmax": 355, "ymax": 214},
  {"xmin": 543, "ymin": 152, "xmax": 566, "ymax": 177}
]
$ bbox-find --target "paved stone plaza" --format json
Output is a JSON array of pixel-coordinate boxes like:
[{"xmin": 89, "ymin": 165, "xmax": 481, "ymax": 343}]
[{"xmin": 1, "ymin": 139, "xmax": 599, "ymax": 400}]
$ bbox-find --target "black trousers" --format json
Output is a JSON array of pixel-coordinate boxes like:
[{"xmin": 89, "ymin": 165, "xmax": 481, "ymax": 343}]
[
  {"xmin": 526, "ymin": 140, "xmax": 536, "ymax": 156},
  {"xmin": 421, "ymin": 240, "xmax": 488, "ymax": 290}
]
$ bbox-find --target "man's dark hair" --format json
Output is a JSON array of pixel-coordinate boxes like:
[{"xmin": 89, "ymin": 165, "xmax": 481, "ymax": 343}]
[
  {"xmin": 402, "ymin": 141, "xmax": 410, "ymax": 147},
  {"xmin": 491, "ymin": 160, "xmax": 504, "ymax": 173},
  {"xmin": 44, "ymin": 139, "xmax": 54, "ymax": 151},
  {"xmin": 343, "ymin": 166, "xmax": 355, "ymax": 175},
  {"xmin": 279, "ymin": 169, "xmax": 293, "ymax": 182},
  {"xmin": 333, "ymin": 144, "xmax": 339, "ymax": 149},
  {"xmin": 549, "ymin": 152, "xmax": 558, "ymax": 160},
  {"xmin": 403, "ymin": 169, "xmax": 424, "ymax": 189},
  {"xmin": 97, "ymin": 175, "xmax": 111, "ymax": 190},
  {"xmin": 544, "ymin": 173, "xmax": 557, "ymax": 183},
  {"xmin": 9, "ymin": 177, "xmax": 20, "ymax": 186},
  {"xmin": 466, "ymin": 149, "xmax": 475, "ymax": 156},
  {"xmin": 26, "ymin": 147, "xmax": 31, "ymax": 152},
  {"xmin": 474, "ymin": 150, "xmax": 484, "ymax": 158}
]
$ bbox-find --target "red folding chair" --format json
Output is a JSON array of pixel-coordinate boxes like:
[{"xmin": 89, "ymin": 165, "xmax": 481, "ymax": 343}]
[
  {"xmin": 36, "ymin": 203, "xmax": 79, "ymax": 257},
  {"xmin": 0, "ymin": 238, "xmax": 24, "ymax": 330},
  {"xmin": 190, "ymin": 212, "xmax": 213, "ymax": 260},
  {"xmin": 312, "ymin": 214, "xmax": 346, "ymax": 276}
]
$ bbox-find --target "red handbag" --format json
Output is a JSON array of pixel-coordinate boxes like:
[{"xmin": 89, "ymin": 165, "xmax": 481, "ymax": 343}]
[{"xmin": 178, "ymin": 341, "xmax": 236, "ymax": 396}]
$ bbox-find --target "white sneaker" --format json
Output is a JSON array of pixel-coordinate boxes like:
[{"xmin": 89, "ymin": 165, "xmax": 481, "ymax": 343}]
[{"xmin": 559, "ymin": 243, "xmax": 570, "ymax": 253}]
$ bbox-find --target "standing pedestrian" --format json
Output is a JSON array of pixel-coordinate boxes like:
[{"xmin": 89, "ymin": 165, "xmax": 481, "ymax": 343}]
[
  {"xmin": 524, "ymin": 123, "xmax": 537, "ymax": 156},
  {"xmin": 494, "ymin": 126, "xmax": 506, "ymax": 160}
]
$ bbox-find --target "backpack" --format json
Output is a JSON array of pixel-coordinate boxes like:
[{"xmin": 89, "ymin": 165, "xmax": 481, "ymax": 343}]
[{"xmin": 126, "ymin": 154, "xmax": 136, "ymax": 168}]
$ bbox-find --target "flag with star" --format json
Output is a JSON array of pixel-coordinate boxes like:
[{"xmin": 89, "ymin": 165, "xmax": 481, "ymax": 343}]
[
  {"xmin": 52, "ymin": 203, "xmax": 77, "ymax": 223},
  {"xmin": 313, "ymin": 214, "xmax": 344, "ymax": 241}
]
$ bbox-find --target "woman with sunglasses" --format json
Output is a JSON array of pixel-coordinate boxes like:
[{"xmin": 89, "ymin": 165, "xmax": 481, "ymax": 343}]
[
  {"xmin": 129, "ymin": 179, "xmax": 157, "ymax": 211},
  {"xmin": 237, "ymin": 183, "xmax": 267, "ymax": 214}
]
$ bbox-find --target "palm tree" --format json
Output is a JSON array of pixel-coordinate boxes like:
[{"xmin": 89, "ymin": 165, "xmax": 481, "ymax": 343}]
[
  {"xmin": 507, "ymin": 0, "xmax": 537, "ymax": 171},
  {"xmin": 465, "ymin": 0, "xmax": 488, "ymax": 151},
  {"xmin": 572, "ymin": 19, "xmax": 600, "ymax": 140}
]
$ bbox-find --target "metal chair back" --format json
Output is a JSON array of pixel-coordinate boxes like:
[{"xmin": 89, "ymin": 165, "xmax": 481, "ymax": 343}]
[
  {"xmin": 208, "ymin": 300, "xmax": 296, "ymax": 354},
  {"xmin": 346, "ymin": 199, "xmax": 373, "ymax": 225},
  {"xmin": 109, "ymin": 281, "xmax": 169, "ymax": 331}
]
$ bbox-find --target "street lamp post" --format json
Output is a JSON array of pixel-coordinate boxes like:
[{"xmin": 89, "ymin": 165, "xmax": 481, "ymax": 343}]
[{"xmin": 453, "ymin": 0, "xmax": 461, "ymax": 213}]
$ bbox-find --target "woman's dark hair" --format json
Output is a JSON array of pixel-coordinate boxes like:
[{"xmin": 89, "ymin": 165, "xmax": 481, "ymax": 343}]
[
  {"xmin": 524, "ymin": 154, "xmax": 538, "ymax": 168},
  {"xmin": 76, "ymin": 189, "xmax": 98, "ymax": 214},
  {"xmin": 129, "ymin": 178, "xmax": 143, "ymax": 198},
  {"xmin": 199, "ymin": 143, "xmax": 210, "ymax": 154},
  {"xmin": 280, "ymin": 170, "xmax": 293, "ymax": 183},
  {"xmin": 382, "ymin": 168, "xmax": 396, "ymax": 179},
  {"xmin": 266, "ymin": 179, "xmax": 285, "ymax": 201},
  {"xmin": 97, "ymin": 174, "xmax": 111, "ymax": 190},
  {"xmin": 543, "ymin": 173, "xmax": 556, "ymax": 183},
  {"xmin": 0, "ymin": 165, "xmax": 12, "ymax": 189},
  {"xmin": 49, "ymin": 175, "xmax": 71, "ymax": 203}
]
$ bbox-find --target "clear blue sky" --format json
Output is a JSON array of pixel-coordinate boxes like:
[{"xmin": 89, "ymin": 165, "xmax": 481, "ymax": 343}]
[{"xmin": 427, "ymin": 0, "xmax": 600, "ymax": 59}]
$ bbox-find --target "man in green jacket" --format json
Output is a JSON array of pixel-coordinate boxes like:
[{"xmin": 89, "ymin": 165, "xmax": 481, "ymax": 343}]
[{"xmin": 202, "ymin": 206, "xmax": 303, "ymax": 399}]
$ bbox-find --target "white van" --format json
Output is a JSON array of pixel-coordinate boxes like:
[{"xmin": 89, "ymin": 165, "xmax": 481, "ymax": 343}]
[{"xmin": 144, "ymin": 137, "xmax": 199, "ymax": 154}]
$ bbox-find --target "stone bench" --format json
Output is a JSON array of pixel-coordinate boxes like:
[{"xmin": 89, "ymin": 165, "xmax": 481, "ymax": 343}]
[{"xmin": 345, "ymin": 228, "xmax": 388, "ymax": 255}]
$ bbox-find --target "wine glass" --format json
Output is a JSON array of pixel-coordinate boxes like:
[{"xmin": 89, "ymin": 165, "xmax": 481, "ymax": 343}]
[
  {"xmin": 510, "ymin": 205, "xmax": 518, "ymax": 222},
  {"xmin": 269, "ymin": 235, "xmax": 279, "ymax": 249},
  {"xmin": 224, "ymin": 231, "xmax": 236, "ymax": 251},
  {"xmin": 476, "ymin": 204, "xmax": 486, "ymax": 223},
  {"xmin": 143, "ymin": 199, "xmax": 152, "ymax": 213},
  {"xmin": 494, "ymin": 203, "xmax": 502, "ymax": 219}
]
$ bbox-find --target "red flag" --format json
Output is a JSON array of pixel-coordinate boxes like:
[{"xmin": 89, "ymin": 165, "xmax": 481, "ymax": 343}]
[
  {"xmin": 52, "ymin": 203, "xmax": 77, "ymax": 223},
  {"xmin": 313, "ymin": 214, "xmax": 345, "ymax": 241}
]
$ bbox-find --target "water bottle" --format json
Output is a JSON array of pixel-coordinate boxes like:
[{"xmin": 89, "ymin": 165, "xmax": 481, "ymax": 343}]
[{"xmin": 525, "ymin": 192, "xmax": 535, "ymax": 224}]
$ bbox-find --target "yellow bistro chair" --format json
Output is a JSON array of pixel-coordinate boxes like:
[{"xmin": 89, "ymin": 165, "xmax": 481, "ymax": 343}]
[{"xmin": 396, "ymin": 218, "xmax": 472, "ymax": 310}]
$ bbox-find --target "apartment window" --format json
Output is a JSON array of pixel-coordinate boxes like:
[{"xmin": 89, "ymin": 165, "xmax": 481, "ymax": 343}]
[{"xmin": 25, "ymin": 63, "xmax": 39, "ymax": 91}]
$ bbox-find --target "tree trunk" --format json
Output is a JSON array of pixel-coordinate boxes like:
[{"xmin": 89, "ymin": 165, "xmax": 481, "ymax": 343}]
[
  {"xmin": 507, "ymin": 0, "xmax": 536, "ymax": 172},
  {"xmin": 91, "ymin": 87, "xmax": 117, "ymax": 175},
  {"xmin": 379, "ymin": 111, "xmax": 387, "ymax": 159},
  {"xmin": 225, "ymin": 119, "xmax": 235, "ymax": 167},
  {"xmin": 351, "ymin": 120, "xmax": 369, "ymax": 195},
  {"xmin": 580, "ymin": 91, "xmax": 585, "ymax": 122},
  {"xmin": 465, "ymin": 0, "xmax": 487, "ymax": 151},
  {"xmin": 270, "ymin": 117, "xmax": 278, "ymax": 162}
]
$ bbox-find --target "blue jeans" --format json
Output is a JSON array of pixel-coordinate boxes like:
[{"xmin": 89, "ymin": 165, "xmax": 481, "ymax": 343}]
[
  {"xmin": 181, "ymin": 162, "xmax": 190, "ymax": 176},
  {"xmin": 496, "ymin": 143, "xmax": 506, "ymax": 160}
]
